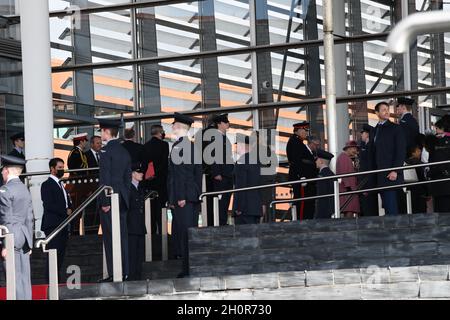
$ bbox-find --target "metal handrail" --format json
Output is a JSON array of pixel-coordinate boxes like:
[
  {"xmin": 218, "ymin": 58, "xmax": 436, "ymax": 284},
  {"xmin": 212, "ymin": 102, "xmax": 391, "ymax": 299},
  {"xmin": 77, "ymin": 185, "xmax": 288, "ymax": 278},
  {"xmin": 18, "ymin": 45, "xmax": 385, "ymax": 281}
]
[
  {"xmin": 0, "ymin": 225, "xmax": 10, "ymax": 236},
  {"xmin": 199, "ymin": 159, "xmax": 450, "ymax": 200},
  {"xmin": 36, "ymin": 185, "xmax": 112, "ymax": 250},
  {"xmin": 270, "ymin": 176, "xmax": 450, "ymax": 208},
  {"xmin": 20, "ymin": 167, "xmax": 99, "ymax": 178},
  {"xmin": 145, "ymin": 190, "xmax": 159, "ymax": 201}
]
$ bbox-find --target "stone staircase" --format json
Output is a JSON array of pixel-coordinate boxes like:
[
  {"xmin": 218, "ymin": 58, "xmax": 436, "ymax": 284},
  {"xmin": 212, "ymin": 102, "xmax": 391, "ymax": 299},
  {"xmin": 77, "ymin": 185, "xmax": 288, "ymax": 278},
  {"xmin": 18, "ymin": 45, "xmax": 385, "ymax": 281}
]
[
  {"xmin": 59, "ymin": 264, "xmax": 450, "ymax": 300},
  {"xmin": 188, "ymin": 213, "xmax": 450, "ymax": 277},
  {"xmin": 0, "ymin": 234, "xmax": 182, "ymax": 286}
]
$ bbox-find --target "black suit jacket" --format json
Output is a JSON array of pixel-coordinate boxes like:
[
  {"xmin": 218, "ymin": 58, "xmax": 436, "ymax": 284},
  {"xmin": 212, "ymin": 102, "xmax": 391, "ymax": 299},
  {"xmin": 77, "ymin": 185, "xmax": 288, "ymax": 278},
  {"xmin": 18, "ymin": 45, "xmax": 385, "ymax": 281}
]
[
  {"xmin": 142, "ymin": 137, "xmax": 170, "ymax": 203},
  {"xmin": 127, "ymin": 184, "xmax": 147, "ymax": 235},
  {"xmin": 167, "ymin": 137, "xmax": 202, "ymax": 205},
  {"xmin": 369, "ymin": 120, "xmax": 406, "ymax": 187},
  {"xmin": 314, "ymin": 167, "xmax": 335, "ymax": 219},
  {"xmin": 41, "ymin": 177, "xmax": 72, "ymax": 232},
  {"xmin": 209, "ymin": 130, "xmax": 235, "ymax": 179},
  {"xmin": 99, "ymin": 139, "xmax": 132, "ymax": 208},
  {"xmin": 122, "ymin": 140, "xmax": 145, "ymax": 165},
  {"xmin": 232, "ymin": 152, "xmax": 262, "ymax": 217},
  {"xmin": 84, "ymin": 149, "xmax": 100, "ymax": 168},
  {"xmin": 399, "ymin": 113, "xmax": 420, "ymax": 153},
  {"xmin": 8, "ymin": 148, "xmax": 25, "ymax": 160}
]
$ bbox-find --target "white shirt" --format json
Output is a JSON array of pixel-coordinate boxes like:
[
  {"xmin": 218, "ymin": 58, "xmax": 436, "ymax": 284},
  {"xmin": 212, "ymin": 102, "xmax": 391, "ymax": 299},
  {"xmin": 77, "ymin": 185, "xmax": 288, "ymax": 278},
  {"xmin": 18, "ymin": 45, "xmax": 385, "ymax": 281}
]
[
  {"xmin": 50, "ymin": 175, "xmax": 68, "ymax": 209},
  {"xmin": 90, "ymin": 149, "xmax": 100, "ymax": 164},
  {"xmin": 132, "ymin": 180, "xmax": 139, "ymax": 190},
  {"xmin": 6, "ymin": 175, "xmax": 19, "ymax": 183}
]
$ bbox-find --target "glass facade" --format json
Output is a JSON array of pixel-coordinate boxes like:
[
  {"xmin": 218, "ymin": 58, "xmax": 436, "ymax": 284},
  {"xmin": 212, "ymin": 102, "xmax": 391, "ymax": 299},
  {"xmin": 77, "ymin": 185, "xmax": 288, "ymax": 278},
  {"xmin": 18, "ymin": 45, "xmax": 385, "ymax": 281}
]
[{"xmin": 0, "ymin": 0, "xmax": 449, "ymax": 162}]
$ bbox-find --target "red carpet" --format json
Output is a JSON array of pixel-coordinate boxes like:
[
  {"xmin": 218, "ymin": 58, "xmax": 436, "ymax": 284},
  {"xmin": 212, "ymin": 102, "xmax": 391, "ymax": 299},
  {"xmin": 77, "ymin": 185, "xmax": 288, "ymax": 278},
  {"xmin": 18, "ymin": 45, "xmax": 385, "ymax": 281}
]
[{"xmin": 0, "ymin": 285, "xmax": 48, "ymax": 300}]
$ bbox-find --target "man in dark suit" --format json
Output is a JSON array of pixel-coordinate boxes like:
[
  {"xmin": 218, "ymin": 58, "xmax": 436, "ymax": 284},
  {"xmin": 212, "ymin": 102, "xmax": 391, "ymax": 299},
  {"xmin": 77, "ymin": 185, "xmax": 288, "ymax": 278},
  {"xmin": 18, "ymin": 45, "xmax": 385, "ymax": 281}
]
[
  {"xmin": 208, "ymin": 114, "xmax": 234, "ymax": 226},
  {"xmin": 369, "ymin": 101, "xmax": 406, "ymax": 215},
  {"xmin": 98, "ymin": 119, "xmax": 132, "ymax": 282},
  {"xmin": 127, "ymin": 163, "xmax": 146, "ymax": 281},
  {"xmin": 0, "ymin": 155, "xmax": 34, "ymax": 300},
  {"xmin": 314, "ymin": 149, "xmax": 335, "ymax": 219},
  {"xmin": 396, "ymin": 97, "xmax": 420, "ymax": 157},
  {"xmin": 122, "ymin": 128, "xmax": 144, "ymax": 165},
  {"xmin": 142, "ymin": 125, "xmax": 169, "ymax": 235},
  {"xmin": 167, "ymin": 113, "xmax": 202, "ymax": 278},
  {"xmin": 233, "ymin": 133, "xmax": 262, "ymax": 225},
  {"xmin": 8, "ymin": 132, "xmax": 25, "ymax": 160},
  {"xmin": 359, "ymin": 124, "xmax": 378, "ymax": 216},
  {"xmin": 85, "ymin": 135, "xmax": 102, "ymax": 169},
  {"xmin": 41, "ymin": 158, "xmax": 72, "ymax": 280}
]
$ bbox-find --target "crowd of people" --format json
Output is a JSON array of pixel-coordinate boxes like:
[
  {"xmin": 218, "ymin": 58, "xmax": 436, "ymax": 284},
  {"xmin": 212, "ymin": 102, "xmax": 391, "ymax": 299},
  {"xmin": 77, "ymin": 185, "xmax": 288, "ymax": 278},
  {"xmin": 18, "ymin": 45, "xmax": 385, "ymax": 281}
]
[
  {"xmin": 0, "ymin": 97, "xmax": 449, "ymax": 299},
  {"xmin": 287, "ymin": 97, "xmax": 450, "ymax": 219}
]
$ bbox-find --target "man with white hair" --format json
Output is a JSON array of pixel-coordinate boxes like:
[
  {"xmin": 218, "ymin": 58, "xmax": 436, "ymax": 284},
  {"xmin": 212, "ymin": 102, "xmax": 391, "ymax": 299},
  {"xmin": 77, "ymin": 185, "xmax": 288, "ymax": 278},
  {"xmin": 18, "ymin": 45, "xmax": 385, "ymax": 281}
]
[{"xmin": 0, "ymin": 155, "xmax": 34, "ymax": 300}]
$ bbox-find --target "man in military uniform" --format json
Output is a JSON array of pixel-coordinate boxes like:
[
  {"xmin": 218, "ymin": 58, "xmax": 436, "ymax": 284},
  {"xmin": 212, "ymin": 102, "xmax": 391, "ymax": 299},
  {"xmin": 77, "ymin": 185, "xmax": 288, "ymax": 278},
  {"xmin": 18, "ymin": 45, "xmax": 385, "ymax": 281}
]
[
  {"xmin": 396, "ymin": 97, "xmax": 420, "ymax": 157},
  {"xmin": 314, "ymin": 149, "xmax": 335, "ymax": 219},
  {"xmin": 0, "ymin": 155, "xmax": 34, "ymax": 300},
  {"xmin": 67, "ymin": 133, "xmax": 89, "ymax": 234},
  {"xmin": 67, "ymin": 133, "xmax": 89, "ymax": 174},
  {"xmin": 8, "ymin": 132, "xmax": 25, "ymax": 159},
  {"xmin": 167, "ymin": 113, "xmax": 202, "ymax": 278},
  {"xmin": 286, "ymin": 122, "xmax": 319, "ymax": 220},
  {"xmin": 127, "ymin": 163, "xmax": 146, "ymax": 281},
  {"xmin": 359, "ymin": 124, "xmax": 378, "ymax": 216},
  {"xmin": 97, "ymin": 119, "xmax": 131, "ymax": 282},
  {"xmin": 208, "ymin": 114, "xmax": 234, "ymax": 226}
]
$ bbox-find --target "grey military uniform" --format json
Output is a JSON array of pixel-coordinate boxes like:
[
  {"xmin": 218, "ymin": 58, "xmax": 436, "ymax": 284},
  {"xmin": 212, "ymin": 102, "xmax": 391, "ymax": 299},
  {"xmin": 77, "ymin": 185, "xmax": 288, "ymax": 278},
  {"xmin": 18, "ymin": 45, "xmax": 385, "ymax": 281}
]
[{"xmin": 0, "ymin": 178, "xmax": 34, "ymax": 300}]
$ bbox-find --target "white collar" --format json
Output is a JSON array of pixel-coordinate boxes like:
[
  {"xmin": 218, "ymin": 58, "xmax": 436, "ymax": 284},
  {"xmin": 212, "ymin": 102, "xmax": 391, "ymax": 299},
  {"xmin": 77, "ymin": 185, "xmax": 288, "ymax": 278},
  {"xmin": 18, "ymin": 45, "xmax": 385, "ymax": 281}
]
[
  {"xmin": 132, "ymin": 180, "xmax": 139, "ymax": 189},
  {"xmin": 14, "ymin": 147, "xmax": 23, "ymax": 153},
  {"xmin": 6, "ymin": 175, "xmax": 19, "ymax": 183}
]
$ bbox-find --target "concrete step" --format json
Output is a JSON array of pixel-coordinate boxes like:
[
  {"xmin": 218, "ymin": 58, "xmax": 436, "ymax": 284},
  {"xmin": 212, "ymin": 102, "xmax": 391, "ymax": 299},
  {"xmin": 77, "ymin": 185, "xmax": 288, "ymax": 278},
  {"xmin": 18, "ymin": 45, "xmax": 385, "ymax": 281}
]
[
  {"xmin": 188, "ymin": 213, "xmax": 450, "ymax": 278},
  {"xmin": 59, "ymin": 264, "xmax": 450, "ymax": 300}
]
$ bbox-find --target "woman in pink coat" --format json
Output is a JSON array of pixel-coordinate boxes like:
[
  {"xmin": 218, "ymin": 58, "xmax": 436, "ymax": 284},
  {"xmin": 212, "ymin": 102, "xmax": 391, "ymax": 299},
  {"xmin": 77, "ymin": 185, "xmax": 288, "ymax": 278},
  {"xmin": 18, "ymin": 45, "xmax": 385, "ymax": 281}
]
[{"xmin": 336, "ymin": 141, "xmax": 361, "ymax": 218}]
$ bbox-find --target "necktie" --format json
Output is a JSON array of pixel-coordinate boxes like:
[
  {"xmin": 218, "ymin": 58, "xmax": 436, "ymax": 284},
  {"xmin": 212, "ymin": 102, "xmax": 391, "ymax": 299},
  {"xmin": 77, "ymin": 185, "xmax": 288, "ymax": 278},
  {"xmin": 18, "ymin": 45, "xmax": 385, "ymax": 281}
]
[
  {"xmin": 95, "ymin": 152, "xmax": 99, "ymax": 164},
  {"xmin": 374, "ymin": 123, "xmax": 382, "ymax": 143}
]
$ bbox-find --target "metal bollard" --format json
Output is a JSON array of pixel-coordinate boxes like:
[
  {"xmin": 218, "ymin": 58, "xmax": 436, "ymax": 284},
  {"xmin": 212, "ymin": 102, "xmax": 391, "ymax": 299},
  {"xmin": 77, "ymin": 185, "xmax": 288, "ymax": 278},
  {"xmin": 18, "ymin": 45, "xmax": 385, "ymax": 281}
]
[
  {"xmin": 405, "ymin": 188, "xmax": 413, "ymax": 215},
  {"xmin": 201, "ymin": 174, "xmax": 208, "ymax": 227},
  {"xmin": 213, "ymin": 196, "xmax": 220, "ymax": 227},
  {"xmin": 79, "ymin": 210, "xmax": 85, "ymax": 236},
  {"xmin": 333, "ymin": 180, "xmax": 341, "ymax": 219},
  {"xmin": 291, "ymin": 204, "xmax": 298, "ymax": 221},
  {"xmin": 111, "ymin": 193, "xmax": 123, "ymax": 282},
  {"xmin": 161, "ymin": 208, "xmax": 168, "ymax": 261},
  {"xmin": 45, "ymin": 247, "xmax": 59, "ymax": 300},
  {"xmin": 4, "ymin": 232, "xmax": 16, "ymax": 300},
  {"xmin": 144, "ymin": 197, "xmax": 152, "ymax": 262}
]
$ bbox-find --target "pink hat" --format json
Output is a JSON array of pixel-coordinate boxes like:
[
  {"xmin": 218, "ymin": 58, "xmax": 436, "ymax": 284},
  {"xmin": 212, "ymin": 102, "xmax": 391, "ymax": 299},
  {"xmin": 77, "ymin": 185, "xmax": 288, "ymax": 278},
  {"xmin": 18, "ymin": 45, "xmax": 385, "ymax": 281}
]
[{"xmin": 343, "ymin": 140, "xmax": 360, "ymax": 151}]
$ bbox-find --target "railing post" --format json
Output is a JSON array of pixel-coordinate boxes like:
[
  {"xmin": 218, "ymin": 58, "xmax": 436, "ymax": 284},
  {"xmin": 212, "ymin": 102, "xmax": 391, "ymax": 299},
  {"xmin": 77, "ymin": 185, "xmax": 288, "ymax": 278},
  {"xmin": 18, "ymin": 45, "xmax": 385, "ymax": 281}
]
[
  {"xmin": 110, "ymin": 193, "xmax": 123, "ymax": 282},
  {"xmin": 405, "ymin": 188, "xmax": 413, "ymax": 214},
  {"xmin": 161, "ymin": 208, "xmax": 168, "ymax": 261},
  {"xmin": 46, "ymin": 248, "xmax": 59, "ymax": 300},
  {"xmin": 79, "ymin": 210, "xmax": 85, "ymax": 236},
  {"xmin": 213, "ymin": 196, "xmax": 220, "ymax": 227},
  {"xmin": 144, "ymin": 197, "xmax": 152, "ymax": 262},
  {"xmin": 102, "ymin": 244, "xmax": 108, "ymax": 279},
  {"xmin": 291, "ymin": 204, "xmax": 298, "ymax": 221},
  {"xmin": 201, "ymin": 174, "xmax": 208, "ymax": 227},
  {"xmin": 4, "ymin": 233, "xmax": 16, "ymax": 300},
  {"xmin": 333, "ymin": 179, "xmax": 341, "ymax": 219}
]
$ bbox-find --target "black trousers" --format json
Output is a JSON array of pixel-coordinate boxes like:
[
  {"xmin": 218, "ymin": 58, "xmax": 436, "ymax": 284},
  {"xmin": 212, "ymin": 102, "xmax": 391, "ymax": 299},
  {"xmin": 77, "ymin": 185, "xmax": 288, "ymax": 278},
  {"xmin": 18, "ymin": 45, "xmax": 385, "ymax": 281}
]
[
  {"xmin": 212, "ymin": 176, "xmax": 233, "ymax": 226},
  {"xmin": 100, "ymin": 202, "xmax": 129, "ymax": 277},
  {"xmin": 128, "ymin": 234, "xmax": 145, "ymax": 281},
  {"xmin": 172, "ymin": 202, "xmax": 198, "ymax": 275},
  {"xmin": 150, "ymin": 198, "xmax": 163, "ymax": 235},
  {"xmin": 360, "ymin": 192, "xmax": 379, "ymax": 216},
  {"xmin": 292, "ymin": 182, "xmax": 316, "ymax": 220},
  {"xmin": 434, "ymin": 196, "xmax": 450, "ymax": 213},
  {"xmin": 205, "ymin": 176, "xmax": 215, "ymax": 227},
  {"xmin": 43, "ymin": 227, "xmax": 68, "ymax": 282},
  {"xmin": 235, "ymin": 215, "xmax": 260, "ymax": 225}
]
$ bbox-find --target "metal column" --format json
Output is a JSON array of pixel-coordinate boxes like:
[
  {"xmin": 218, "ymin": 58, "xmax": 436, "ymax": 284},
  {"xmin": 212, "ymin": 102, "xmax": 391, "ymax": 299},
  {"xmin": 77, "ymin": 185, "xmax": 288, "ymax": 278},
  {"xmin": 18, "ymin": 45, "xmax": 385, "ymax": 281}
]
[{"xmin": 18, "ymin": 0, "xmax": 54, "ymax": 237}]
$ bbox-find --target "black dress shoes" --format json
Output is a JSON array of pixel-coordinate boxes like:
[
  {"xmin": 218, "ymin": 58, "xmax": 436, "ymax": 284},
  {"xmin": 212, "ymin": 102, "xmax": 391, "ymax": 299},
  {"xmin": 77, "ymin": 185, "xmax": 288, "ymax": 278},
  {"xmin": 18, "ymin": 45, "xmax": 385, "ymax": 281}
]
[{"xmin": 98, "ymin": 276, "xmax": 113, "ymax": 283}]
